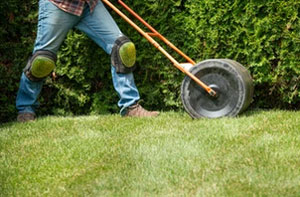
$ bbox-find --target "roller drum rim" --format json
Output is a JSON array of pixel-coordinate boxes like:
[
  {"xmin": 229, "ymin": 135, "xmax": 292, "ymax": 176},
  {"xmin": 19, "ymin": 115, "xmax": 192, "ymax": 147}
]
[{"xmin": 181, "ymin": 59, "xmax": 253, "ymax": 118}]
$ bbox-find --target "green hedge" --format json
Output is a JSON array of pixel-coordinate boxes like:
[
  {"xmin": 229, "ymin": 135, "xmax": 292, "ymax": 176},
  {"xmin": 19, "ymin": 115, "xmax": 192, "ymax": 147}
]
[{"xmin": 1, "ymin": 0, "xmax": 299, "ymax": 122}]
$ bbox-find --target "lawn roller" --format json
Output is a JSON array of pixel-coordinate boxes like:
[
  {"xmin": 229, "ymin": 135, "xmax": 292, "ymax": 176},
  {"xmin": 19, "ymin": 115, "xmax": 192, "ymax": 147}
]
[{"xmin": 103, "ymin": 0, "xmax": 254, "ymax": 118}]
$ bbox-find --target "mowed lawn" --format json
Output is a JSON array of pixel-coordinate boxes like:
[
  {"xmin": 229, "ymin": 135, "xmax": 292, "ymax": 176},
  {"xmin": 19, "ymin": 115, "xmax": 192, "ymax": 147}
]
[{"xmin": 1, "ymin": 110, "xmax": 300, "ymax": 196}]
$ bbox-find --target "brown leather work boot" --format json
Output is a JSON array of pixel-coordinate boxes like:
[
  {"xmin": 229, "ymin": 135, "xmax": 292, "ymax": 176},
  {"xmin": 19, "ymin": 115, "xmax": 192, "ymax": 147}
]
[
  {"xmin": 125, "ymin": 104, "xmax": 159, "ymax": 117},
  {"xmin": 17, "ymin": 113, "xmax": 36, "ymax": 123}
]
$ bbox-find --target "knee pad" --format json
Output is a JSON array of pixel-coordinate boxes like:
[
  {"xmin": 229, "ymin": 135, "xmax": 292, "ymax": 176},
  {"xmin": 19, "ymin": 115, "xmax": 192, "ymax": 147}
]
[
  {"xmin": 24, "ymin": 50, "xmax": 57, "ymax": 81},
  {"xmin": 111, "ymin": 36, "xmax": 136, "ymax": 74}
]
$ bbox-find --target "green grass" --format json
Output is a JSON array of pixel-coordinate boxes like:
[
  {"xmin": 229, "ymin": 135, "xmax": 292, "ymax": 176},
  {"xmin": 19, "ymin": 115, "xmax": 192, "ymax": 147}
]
[{"xmin": 1, "ymin": 110, "xmax": 300, "ymax": 196}]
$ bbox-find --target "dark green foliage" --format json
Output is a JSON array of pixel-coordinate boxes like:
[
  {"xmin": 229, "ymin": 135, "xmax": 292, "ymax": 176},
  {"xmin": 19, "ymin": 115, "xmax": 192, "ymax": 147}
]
[
  {"xmin": 0, "ymin": 1, "xmax": 38, "ymax": 122},
  {"xmin": 0, "ymin": 0, "xmax": 299, "ymax": 123}
]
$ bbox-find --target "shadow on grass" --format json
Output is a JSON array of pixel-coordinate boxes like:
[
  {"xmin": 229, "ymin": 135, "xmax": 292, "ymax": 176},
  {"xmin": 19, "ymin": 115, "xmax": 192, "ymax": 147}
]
[
  {"xmin": 238, "ymin": 107, "xmax": 266, "ymax": 117},
  {"xmin": 0, "ymin": 113, "xmax": 18, "ymax": 128},
  {"xmin": 0, "ymin": 121, "xmax": 17, "ymax": 129},
  {"xmin": 239, "ymin": 106, "xmax": 299, "ymax": 118}
]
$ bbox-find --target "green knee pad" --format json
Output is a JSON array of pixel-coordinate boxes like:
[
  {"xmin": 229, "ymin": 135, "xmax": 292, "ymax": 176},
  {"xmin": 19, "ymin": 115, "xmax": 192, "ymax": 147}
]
[
  {"xmin": 119, "ymin": 41, "xmax": 136, "ymax": 68},
  {"xmin": 111, "ymin": 36, "xmax": 136, "ymax": 73},
  {"xmin": 24, "ymin": 50, "xmax": 57, "ymax": 81},
  {"xmin": 31, "ymin": 56, "xmax": 55, "ymax": 78}
]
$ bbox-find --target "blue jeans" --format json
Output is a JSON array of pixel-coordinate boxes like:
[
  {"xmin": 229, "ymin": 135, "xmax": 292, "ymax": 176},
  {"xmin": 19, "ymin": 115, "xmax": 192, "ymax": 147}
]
[{"xmin": 16, "ymin": 0, "xmax": 140, "ymax": 116}]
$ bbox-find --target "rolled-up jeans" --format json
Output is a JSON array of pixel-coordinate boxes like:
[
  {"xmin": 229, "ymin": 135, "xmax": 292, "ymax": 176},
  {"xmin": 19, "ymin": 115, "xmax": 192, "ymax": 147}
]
[{"xmin": 16, "ymin": 0, "xmax": 140, "ymax": 116}]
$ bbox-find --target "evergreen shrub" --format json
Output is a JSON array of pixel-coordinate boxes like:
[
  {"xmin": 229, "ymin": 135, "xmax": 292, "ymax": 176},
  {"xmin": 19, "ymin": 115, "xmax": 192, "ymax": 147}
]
[{"xmin": 0, "ymin": 0, "xmax": 299, "ymax": 122}]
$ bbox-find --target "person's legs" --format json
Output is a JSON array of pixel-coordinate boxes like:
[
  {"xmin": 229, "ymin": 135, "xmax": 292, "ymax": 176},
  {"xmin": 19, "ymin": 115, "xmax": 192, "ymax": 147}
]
[
  {"xmin": 75, "ymin": 1, "xmax": 141, "ymax": 115},
  {"xmin": 16, "ymin": 0, "xmax": 80, "ymax": 120}
]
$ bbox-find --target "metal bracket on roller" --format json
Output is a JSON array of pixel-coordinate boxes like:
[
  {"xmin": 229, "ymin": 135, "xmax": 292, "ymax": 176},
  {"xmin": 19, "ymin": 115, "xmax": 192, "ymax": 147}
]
[
  {"xmin": 208, "ymin": 89, "xmax": 217, "ymax": 97},
  {"xmin": 179, "ymin": 63, "xmax": 193, "ymax": 72}
]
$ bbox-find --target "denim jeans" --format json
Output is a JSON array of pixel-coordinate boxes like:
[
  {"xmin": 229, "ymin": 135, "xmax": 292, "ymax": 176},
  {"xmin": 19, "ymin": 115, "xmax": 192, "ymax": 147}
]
[{"xmin": 16, "ymin": 0, "xmax": 140, "ymax": 116}]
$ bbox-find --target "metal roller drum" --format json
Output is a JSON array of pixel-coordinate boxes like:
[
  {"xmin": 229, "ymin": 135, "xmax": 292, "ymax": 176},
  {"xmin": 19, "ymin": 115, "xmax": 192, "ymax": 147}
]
[{"xmin": 181, "ymin": 59, "xmax": 254, "ymax": 118}]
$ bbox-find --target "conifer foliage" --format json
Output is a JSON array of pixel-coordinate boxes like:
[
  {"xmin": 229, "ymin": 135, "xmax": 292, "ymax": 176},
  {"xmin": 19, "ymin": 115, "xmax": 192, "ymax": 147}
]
[{"xmin": 0, "ymin": 0, "xmax": 299, "ymax": 122}]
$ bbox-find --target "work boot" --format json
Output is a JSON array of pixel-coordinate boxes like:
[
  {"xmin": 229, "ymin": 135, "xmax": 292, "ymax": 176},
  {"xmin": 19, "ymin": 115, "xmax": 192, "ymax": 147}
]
[
  {"xmin": 17, "ymin": 113, "xmax": 36, "ymax": 123},
  {"xmin": 125, "ymin": 104, "xmax": 159, "ymax": 117}
]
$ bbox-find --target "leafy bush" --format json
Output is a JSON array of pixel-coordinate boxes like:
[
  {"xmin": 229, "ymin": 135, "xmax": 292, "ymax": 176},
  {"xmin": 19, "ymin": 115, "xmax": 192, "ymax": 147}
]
[
  {"xmin": 0, "ymin": 0, "xmax": 38, "ymax": 122},
  {"xmin": 1, "ymin": 0, "xmax": 299, "ymax": 123}
]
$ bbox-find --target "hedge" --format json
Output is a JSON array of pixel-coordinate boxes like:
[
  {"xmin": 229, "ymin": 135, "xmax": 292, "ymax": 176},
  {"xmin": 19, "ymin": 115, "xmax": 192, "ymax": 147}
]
[{"xmin": 0, "ymin": 0, "xmax": 299, "ymax": 123}]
